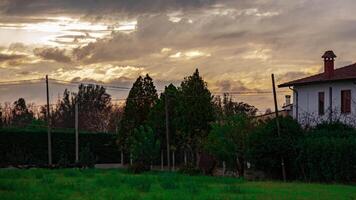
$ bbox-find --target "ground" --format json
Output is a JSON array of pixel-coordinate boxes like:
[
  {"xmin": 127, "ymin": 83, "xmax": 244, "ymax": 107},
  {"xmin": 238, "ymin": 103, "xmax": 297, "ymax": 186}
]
[{"xmin": 0, "ymin": 169, "xmax": 355, "ymax": 200}]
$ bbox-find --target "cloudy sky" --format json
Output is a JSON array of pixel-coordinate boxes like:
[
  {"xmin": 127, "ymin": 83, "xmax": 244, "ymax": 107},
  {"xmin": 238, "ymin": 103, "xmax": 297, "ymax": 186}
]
[{"xmin": 1, "ymin": 0, "xmax": 356, "ymax": 112}]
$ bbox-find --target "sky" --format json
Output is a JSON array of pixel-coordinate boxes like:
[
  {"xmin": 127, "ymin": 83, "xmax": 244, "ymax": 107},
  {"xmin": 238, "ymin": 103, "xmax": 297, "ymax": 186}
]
[{"xmin": 1, "ymin": 0, "xmax": 356, "ymax": 112}]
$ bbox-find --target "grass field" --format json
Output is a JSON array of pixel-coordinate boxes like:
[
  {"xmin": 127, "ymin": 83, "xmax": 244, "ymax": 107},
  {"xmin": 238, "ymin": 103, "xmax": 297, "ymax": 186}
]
[{"xmin": 0, "ymin": 169, "xmax": 355, "ymax": 200}]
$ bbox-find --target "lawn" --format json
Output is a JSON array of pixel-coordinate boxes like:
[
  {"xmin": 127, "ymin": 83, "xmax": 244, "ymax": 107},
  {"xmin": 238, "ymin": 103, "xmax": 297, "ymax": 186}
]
[{"xmin": 0, "ymin": 169, "xmax": 355, "ymax": 200}]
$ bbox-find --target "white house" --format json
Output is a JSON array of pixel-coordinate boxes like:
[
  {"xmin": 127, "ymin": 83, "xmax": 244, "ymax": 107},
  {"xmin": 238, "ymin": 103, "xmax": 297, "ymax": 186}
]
[{"xmin": 279, "ymin": 51, "xmax": 356, "ymax": 126}]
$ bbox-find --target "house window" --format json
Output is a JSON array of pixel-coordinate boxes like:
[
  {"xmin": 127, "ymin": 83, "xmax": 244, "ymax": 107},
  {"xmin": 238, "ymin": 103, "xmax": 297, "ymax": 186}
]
[
  {"xmin": 318, "ymin": 92, "xmax": 324, "ymax": 115},
  {"xmin": 341, "ymin": 90, "xmax": 351, "ymax": 114}
]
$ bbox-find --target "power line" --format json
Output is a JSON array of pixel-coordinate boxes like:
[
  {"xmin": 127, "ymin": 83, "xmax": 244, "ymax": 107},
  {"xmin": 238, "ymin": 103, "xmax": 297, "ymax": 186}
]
[
  {"xmin": 49, "ymin": 79, "xmax": 132, "ymax": 90},
  {"xmin": 0, "ymin": 78, "xmax": 44, "ymax": 84}
]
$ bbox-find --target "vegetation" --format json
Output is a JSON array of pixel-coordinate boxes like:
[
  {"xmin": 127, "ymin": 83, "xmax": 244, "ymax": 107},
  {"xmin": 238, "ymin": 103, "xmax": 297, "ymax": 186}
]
[
  {"xmin": 130, "ymin": 126, "xmax": 160, "ymax": 172},
  {"xmin": 0, "ymin": 128, "xmax": 120, "ymax": 166},
  {"xmin": 2, "ymin": 69, "xmax": 356, "ymax": 184},
  {"xmin": 204, "ymin": 114, "xmax": 252, "ymax": 176},
  {"xmin": 0, "ymin": 169, "xmax": 355, "ymax": 200}
]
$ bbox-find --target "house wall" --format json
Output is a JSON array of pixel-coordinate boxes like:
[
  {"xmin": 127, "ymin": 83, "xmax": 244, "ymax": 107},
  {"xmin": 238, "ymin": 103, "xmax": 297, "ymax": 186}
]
[{"xmin": 293, "ymin": 81, "xmax": 356, "ymax": 126}]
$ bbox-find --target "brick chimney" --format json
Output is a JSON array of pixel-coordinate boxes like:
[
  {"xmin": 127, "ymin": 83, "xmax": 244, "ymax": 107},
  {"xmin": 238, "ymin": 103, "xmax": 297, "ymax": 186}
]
[{"xmin": 322, "ymin": 50, "xmax": 336, "ymax": 78}]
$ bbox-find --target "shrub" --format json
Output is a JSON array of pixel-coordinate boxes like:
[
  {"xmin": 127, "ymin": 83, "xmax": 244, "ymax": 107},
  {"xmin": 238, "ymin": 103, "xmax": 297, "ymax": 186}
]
[
  {"xmin": 178, "ymin": 163, "xmax": 202, "ymax": 175},
  {"xmin": 247, "ymin": 116, "xmax": 303, "ymax": 180},
  {"xmin": 128, "ymin": 163, "xmax": 150, "ymax": 174},
  {"xmin": 297, "ymin": 123, "xmax": 356, "ymax": 183},
  {"xmin": 129, "ymin": 125, "xmax": 160, "ymax": 171},
  {"xmin": 79, "ymin": 143, "xmax": 96, "ymax": 168},
  {"xmin": 203, "ymin": 114, "xmax": 251, "ymax": 176}
]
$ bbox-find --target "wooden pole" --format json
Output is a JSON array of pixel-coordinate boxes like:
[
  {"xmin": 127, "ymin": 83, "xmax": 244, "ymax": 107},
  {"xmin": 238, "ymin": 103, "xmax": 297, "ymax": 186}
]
[
  {"xmin": 75, "ymin": 102, "xmax": 79, "ymax": 163},
  {"xmin": 130, "ymin": 152, "xmax": 133, "ymax": 165},
  {"xmin": 271, "ymin": 74, "xmax": 287, "ymax": 182},
  {"xmin": 184, "ymin": 151, "xmax": 187, "ymax": 165},
  {"xmin": 165, "ymin": 94, "xmax": 171, "ymax": 170},
  {"xmin": 161, "ymin": 150, "xmax": 164, "ymax": 170},
  {"xmin": 45, "ymin": 75, "xmax": 52, "ymax": 166},
  {"xmin": 121, "ymin": 151, "xmax": 124, "ymax": 165},
  {"xmin": 172, "ymin": 150, "xmax": 175, "ymax": 171}
]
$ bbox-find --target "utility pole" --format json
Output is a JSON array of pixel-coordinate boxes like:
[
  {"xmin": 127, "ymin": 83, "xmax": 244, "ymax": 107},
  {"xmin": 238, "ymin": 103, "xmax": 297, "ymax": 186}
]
[
  {"xmin": 46, "ymin": 75, "xmax": 52, "ymax": 166},
  {"xmin": 75, "ymin": 102, "xmax": 79, "ymax": 163},
  {"xmin": 271, "ymin": 74, "xmax": 287, "ymax": 182},
  {"xmin": 165, "ymin": 93, "xmax": 171, "ymax": 170}
]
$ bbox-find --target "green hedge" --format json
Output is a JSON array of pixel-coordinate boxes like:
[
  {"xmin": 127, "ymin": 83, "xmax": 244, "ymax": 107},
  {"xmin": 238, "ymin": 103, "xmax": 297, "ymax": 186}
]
[
  {"xmin": 248, "ymin": 120, "xmax": 356, "ymax": 183},
  {"xmin": 0, "ymin": 128, "xmax": 120, "ymax": 166},
  {"xmin": 297, "ymin": 128, "xmax": 356, "ymax": 183}
]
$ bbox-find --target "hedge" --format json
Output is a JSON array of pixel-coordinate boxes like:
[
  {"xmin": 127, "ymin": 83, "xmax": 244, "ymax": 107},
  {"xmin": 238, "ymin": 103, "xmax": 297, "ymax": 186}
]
[
  {"xmin": 0, "ymin": 128, "xmax": 121, "ymax": 166},
  {"xmin": 248, "ymin": 119, "xmax": 356, "ymax": 183},
  {"xmin": 296, "ymin": 128, "xmax": 356, "ymax": 183}
]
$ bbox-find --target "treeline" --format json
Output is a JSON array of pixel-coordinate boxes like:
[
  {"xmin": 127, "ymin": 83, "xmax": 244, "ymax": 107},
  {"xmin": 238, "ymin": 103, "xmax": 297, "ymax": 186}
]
[
  {"xmin": 0, "ymin": 69, "xmax": 257, "ymax": 166},
  {"xmin": 0, "ymin": 85, "xmax": 121, "ymax": 132},
  {"xmin": 1, "ymin": 69, "xmax": 355, "ymax": 183}
]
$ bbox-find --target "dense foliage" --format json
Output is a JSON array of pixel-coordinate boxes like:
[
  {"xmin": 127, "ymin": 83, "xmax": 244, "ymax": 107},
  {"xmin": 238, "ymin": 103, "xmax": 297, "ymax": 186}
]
[
  {"xmin": 247, "ymin": 120, "xmax": 356, "ymax": 183},
  {"xmin": 118, "ymin": 74, "xmax": 158, "ymax": 152},
  {"xmin": 296, "ymin": 122, "xmax": 356, "ymax": 182},
  {"xmin": 130, "ymin": 126, "xmax": 160, "ymax": 171},
  {"xmin": 0, "ymin": 128, "xmax": 120, "ymax": 166},
  {"xmin": 204, "ymin": 114, "xmax": 252, "ymax": 176}
]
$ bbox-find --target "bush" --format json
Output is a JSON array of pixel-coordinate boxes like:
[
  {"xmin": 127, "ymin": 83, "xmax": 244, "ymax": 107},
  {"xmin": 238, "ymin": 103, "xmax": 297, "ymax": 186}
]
[
  {"xmin": 128, "ymin": 163, "xmax": 150, "ymax": 174},
  {"xmin": 129, "ymin": 126, "xmax": 160, "ymax": 171},
  {"xmin": 0, "ymin": 128, "xmax": 120, "ymax": 166},
  {"xmin": 297, "ymin": 123, "xmax": 356, "ymax": 183},
  {"xmin": 178, "ymin": 163, "xmax": 202, "ymax": 175},
  {"xmin": 247, "ymin": 116, "xmax": 303, "ymax": 180},
  {"xmin": 79, "ymin": 143, "xmax": 96, "ymax": 168}
]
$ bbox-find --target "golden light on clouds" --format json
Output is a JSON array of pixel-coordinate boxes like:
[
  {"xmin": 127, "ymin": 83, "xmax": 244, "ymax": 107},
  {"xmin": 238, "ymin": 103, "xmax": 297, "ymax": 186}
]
[
  {"xmin": 2, "ymin": 0, "xmax": 356, "ymax": 110},
  {"xmin": 52, "ymin": 65, "xmax": 146, "ymax": 83}
]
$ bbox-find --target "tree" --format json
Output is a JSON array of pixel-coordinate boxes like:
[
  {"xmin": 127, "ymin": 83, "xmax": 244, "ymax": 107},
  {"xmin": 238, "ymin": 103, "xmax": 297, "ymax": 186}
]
[
  {"xmin": 0, "ymin": 104, "xmax": 3, "ymax": 128},
  {"xmin": 214, "ymin": 93, "xmax": 257, "ymax": 120},
  {"xmin": 51, "ymin": 84, "xmax": 113, "ymax": 132},
  {"xmin": 11, "ymin": 98, "xmax": 34, "ymax": 127},
  {"xmin": 177, "ymin": 69, "xmax": 215, "ymax": 163},
  {"xmin": 204, "ymin": 114, "xmax": 252, "ymax": 177},
  {"xmin": 119, "ymin": 74, "xmax": 158, "ymax": 150},
  {"xmin": 148, "ymin": 84, "xmax": 179, "ymax": 159},
  {"xmin": 75, "ymin": 84, "xmax": 112, "ymax": 132},
  {"xmin": 130, "ymin": 125, "xmax": 160, "ymax": 171}
]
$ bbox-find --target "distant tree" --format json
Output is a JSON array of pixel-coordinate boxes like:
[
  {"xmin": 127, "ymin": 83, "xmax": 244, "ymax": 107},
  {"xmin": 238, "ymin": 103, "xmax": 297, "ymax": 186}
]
[
  {"xmin": 76, "ymin": 84, "xmax": 112, "ymax": 132},
  {"xmin": 107, "ymin": 106, "xmax": 123, "ymax": 133},
  {"xmin": 265, "ymin": 108, "xmax": 272, "ymax": 114},
  {"xmin": 11, "ymin": 98, "xmax": 34, "ymax": 127},
  {"xmin": 119, "ymin": 74, "xmax": 158, "ymax": 150},
  {"xmin": 176, "ymin": 69, "xmax": 215, "ymax": 164},
  {"xmin": 0, "ymin": 104, "xmax": 3, "ymax": 128},
  {"xmin": 52, "ymin": 89, "xmax": 75, "ymax": 128},
  {"xmin": 52, "ymin": 84, "xmax": 112, "ymax": 132},
  {"xmin": 214, "ymin": 93, "xmax": 257, "ymax": 120}
]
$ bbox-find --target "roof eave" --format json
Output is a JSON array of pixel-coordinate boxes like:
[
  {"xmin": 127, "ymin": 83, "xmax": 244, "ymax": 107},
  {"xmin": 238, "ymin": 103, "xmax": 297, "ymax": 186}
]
[{"xmin": 278, "ymin": 78, "xmax": 356, "ymax": 88}]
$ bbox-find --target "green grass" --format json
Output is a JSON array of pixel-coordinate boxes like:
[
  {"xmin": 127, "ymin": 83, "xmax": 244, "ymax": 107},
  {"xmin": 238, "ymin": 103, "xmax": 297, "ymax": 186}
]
[{"xmin": 0, "ymin": 169, "xmax": 355, "ymax": 200}]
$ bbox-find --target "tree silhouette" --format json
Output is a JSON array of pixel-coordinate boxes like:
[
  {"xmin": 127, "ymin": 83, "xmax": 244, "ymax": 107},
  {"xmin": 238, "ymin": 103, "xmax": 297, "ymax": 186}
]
[
  {"xmin": 118, "ymin": 74, "xmax": 158, "ymax": 150},
  {"xmin": 11, "ymin": 98, "xmax": 34, "ymax": 127},
  {"xmin": 177, "ymin": 69, "xmax": 215, "ymax": 163}
]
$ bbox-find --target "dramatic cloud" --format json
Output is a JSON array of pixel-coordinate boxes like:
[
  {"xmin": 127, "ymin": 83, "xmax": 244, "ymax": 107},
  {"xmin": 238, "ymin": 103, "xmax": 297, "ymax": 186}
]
[
  {"xmin": 2, "ymin": 0, "xmax": 356, "ymax": 111},
  {"xmin": 33, "ymin": 47, "xmax": 71, "ymax": 63},
  {"xmin": 0, "ymin": 53, "xmax": 26, "ymax": 62},
  {"xmin": 0, "ymin": 0, "xmax": 216, "ymax": 16}
]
